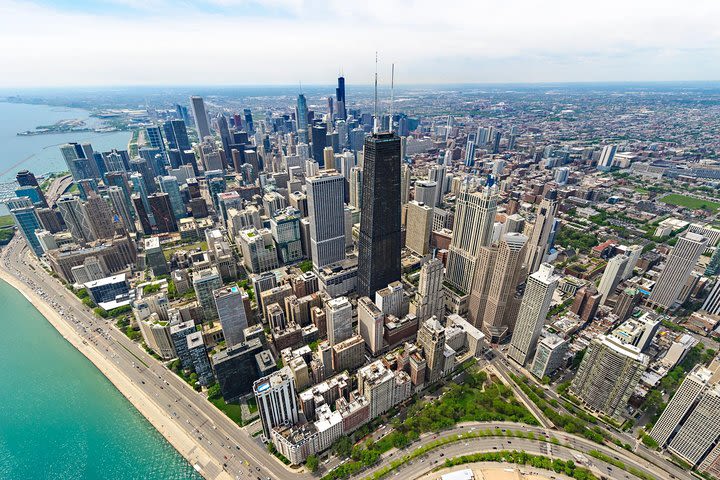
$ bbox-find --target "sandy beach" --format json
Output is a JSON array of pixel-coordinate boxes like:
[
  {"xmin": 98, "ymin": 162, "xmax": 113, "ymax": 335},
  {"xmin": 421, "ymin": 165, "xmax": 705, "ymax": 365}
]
[{"xmin": 0, "ymin": 265, "xmax": 233, "ymax": 480}]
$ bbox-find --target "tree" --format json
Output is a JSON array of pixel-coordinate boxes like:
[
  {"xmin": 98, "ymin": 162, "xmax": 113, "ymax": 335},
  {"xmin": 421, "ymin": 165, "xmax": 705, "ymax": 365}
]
[
  {"xmin": 332, "ymin": 436, "xmax": 353, "ymax": 458},
  {"xmin": 305, "ymin": 454, "xmax": 319, "ymax": 472}
]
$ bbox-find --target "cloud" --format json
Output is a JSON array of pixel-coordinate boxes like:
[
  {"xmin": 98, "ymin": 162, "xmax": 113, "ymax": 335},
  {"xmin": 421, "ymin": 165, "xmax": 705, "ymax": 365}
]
[{"xmin": 1, "ymin": 0, "xmax": 719, "ymax": 87}]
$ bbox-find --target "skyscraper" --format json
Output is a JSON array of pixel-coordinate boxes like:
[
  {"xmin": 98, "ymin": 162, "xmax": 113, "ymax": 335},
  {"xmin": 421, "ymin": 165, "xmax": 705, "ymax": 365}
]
[
  {"xmin": 597, "ymin": 145, "xmax": 617, "ymax": 170},
  {"xmin": 107, "ymin": 186, "xmax": 136, "ymax": 233},
  {"xmin": 649, "ymin": 232, "xmax": 708, "ymax": 309},
  {"xmin": 311, "ymin": 124, "xmax": 327, "ymax": 165},
  {"xmin": 357, "ymin": 132, "xmax": 402, "ymax": 298},
  {"xmin": 190, "ymin": 96, "xmax": 212, "ymax": 140},
  {"xmin": 524, "ymin": 190, "xmax": 558, "ymax": 274},
  {"xmin": 509, "ymin": 263, "xmax": 560, "ymax": 366},
  {"xmin": 358, "ymin": 296, "xmax": 384, "ymax": 356},
  {"xmin": 597, "ymin": 254, "xmax": 628, "ymax": 304},
  {"xmin": 213, "ymin": 285, "xmax": 249, "ymax": 347},
  {"xmin": 336, "ymin": 76, "xmax": 346, "ymax": 120},
  {"xmin": 57, "ymin": 195, "xmax": 94, "ymax": 242},
  {"xmin": 83, "ymin": 192, "xmax": 116, "ymax": 239},
  {"xmin": 326, "ymin": 296, "xmax": 353, "ymax": 346},
  {"xmin": 158, "ymin": 176, "xmax": 186, "ymax": 220},
  {"xmin": 148, "ymin": 193, "xmax": 177, "ymax": 233},
  {"xmin": 444, "ymin": 179, "xmax": 498, "ymax": 294},
  {"xmin": 570, "ymin": 334, "xmax": 648, "ymax": 419},
  {"xmin": 650, "ymin": 363, "xmax": 720, "ymax": 468},
  {"xmin": 410, "ymin": 257, "xmax": 445, "ymax": 323},
  {"xmin": 9, "ymin": 205, "xmax": 43, "ymax": 255},
  {"xmin": 405, "ymin": 200, "xmax": 433, "ymax": 256},
  {"xmin": 296, "ymin": 94, "xmax": 308, "ymax": 139},
  {"xmin": 479, "ymin": 232, "xmax": 528, "ymax": 342},
  {"xmin": 417, "ymin": 317, "xmax": 446, "ymax": 384},
  {"xmin": 306, "ymin": 171, "xmax": 345, "ymax": 269},
  {"xmin": 193, "ymin": 267, "xmax": 223, "ymax": 321},
  {"xmin": 254, "ymin": 367, "xmax": 298, "ymax": 439}
]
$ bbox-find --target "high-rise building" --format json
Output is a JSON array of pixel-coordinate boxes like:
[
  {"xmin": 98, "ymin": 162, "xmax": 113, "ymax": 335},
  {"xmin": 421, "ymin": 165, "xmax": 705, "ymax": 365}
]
[
  {"xmin": 570, "ymin": 285, "xmax": 602, "ymax": 323},
  {"xmin": 400, "ymin": 164, "xmax": 411, "ymax": 205},
  {"xmin": 597, "ymin": 254, "xmax": 629, "ymax": 304},
  {"xmin": 336, "ymin": 76, "xmax": 346, "ymax": 120},
  {"xmin": 621, "ymin": 244, "xmax": 643, "ymax": 280},
  {"xmin": 410, "ymin": 258, "xmax": 445, "ymax": 323},
  {"xmin": 701, "ymin": 280, "xmax": 720, "ymax": 316},
  {"xmin": 107, "ymin": 186, "xmax": 136, "ymax": 233},
  {"xmin": 650, "ymin": 363, "xmax": 720, "ymax": 469},
  {"xmin": 358, "ymin": 296, "xmax": 384, "ymax": 356},
  {"xmin": 326, "ymin": 296, "xmax": 353, "ymax": 346},
  {"xmin": 475, "ymin": 233, "xmax": 527, "ymax": 342},
  {"xmin": 570, "ymin": 335, "xmax": 648, "ymax": 419},
  {"xmin": 597, "ymin": 145, "xmax": 617, "ymax": 170},
  {"xmin": 296, "ymin": 94, "xmax": 309, "ymax": 140},
  {"xmin": 613, "ymin": 287, "xmax": 642, "ymax": 321},
  {"xmin": 414, "ymin": 180, "xmax": 437, "ymax": 206},
  {"xmin": 311, "ymin": 124, "xmax": 327, "ymax": 165},
  {"xmin": 357, "ymin": 132, "xmax": 402, "ymax": 298},
  {"xmin": 57, "ymin": 195, "xmax": 94, "ymax": 242},
  {"xmin": 649, "ymin": 232, "xmax": 708, "ymax": 309},
  {"xmin": 9, "ymin": 205, "xmax": 43, "ymax": 255},
  {"xmin": 444, "ymin": 179, "xmax": 498, "ymax": 294},
  {"xmin": 269, "ymin": 208, "xmax": 303, "ymax": 264},
  {"xmin": 306, "ymin": 171, "xmax": 345, "ymax": 269},
  {"xmin": 405, "ymin": 200, "xmax": 433, "ymax": 256},
  {"xmin": 509, "ymin": 263, "xmax": 560, "ymax": 366},
  {"xmin": 237, "ymin": 228, "xmax": 280, "ymax": 274},
  {"xmin": 190, "ymin": 96, "xmax": 212, "ymax": 140},
  {"xmin": 145, "ymin": 125, "xmax": 165, "ymax": 151},
  {"xmin": 83, "ymin": 193, "xmax": 116, "ymax": 240},
  {"xmin": 375, "ymin": 281, "xmax": 404, "ymax": 318},
  {"xmin": 464, "ymin": 140, "xmax": 476, "ymax": 167},
  {"xmin": 417, "ymin": 317, "xmax": 446, "ymax": 384},
  {"xmin": 524, "ymin": 190, "xmax": 558, "ymax": 275},
  {"xmin": 530, "ymin": 334, "xmax": 568, "ymax": 379},
  {"xmin": 16, "ymin": 169, "xmax": 39, "ymax": 187},
  {"xmin": 214, "ymin": 285, "xmax": 249, "ymax": 347},
  {"xmin": 193, "ymin": 267, "xmax": 223, "ymax": 321},
  {"xmin": 148, "ymin": 193, "xmax": 177, "ymax": 233},
  {"xmin": 158, "ymin": 176, "xmax": 186, "ymax": 220},
  {"xmin": 254, "ymin": 367, "xmax": 298, "ymax": 439}
]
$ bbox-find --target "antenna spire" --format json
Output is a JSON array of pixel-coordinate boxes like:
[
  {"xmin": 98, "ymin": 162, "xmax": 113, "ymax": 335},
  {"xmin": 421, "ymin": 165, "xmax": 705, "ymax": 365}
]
[
  {"xmin": 373, "ymin": 52, "xmax": 379, "ymax": 134},
  {"xmin": 389, "ymin": 63, "xmax": 395, "ymax": 133}
]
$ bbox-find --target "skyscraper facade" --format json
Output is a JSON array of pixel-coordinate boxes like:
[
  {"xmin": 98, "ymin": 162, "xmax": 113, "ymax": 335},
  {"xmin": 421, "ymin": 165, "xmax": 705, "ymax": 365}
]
[
  {"xmin": 306, "ymin": 171, "xmax": 345, "ymax": 269},
  {"xmin": 649, "ymin": 232, "xmax": 708, "ymax": 309},
  {"xmin": 190, "ymin": 96, "xmax": 212, "ymax": 140},
  {"xmin": 570, "ymin": 335, "xmax": 648, "ymax": 419},
  {"xmin": 444, "ymin": 180, "xmax": 498, "ymax": 294},
  {"xmin": 524, "ymin": 190, "xmax": 558, "ymax": 274},
  {"xmin": 410, "ymin": 257, "xmax": 445, "ymax": 323},
  {"xmin": 597, "ymin": 254, "xmax": 628, "ymax": 304},
  {"xmin": 509, "ymin": 263, "xmax": 560, "ymax": 366},
  {"xmin": 357, "ymin": 132, "xmax": 402, "ymax": 298}
]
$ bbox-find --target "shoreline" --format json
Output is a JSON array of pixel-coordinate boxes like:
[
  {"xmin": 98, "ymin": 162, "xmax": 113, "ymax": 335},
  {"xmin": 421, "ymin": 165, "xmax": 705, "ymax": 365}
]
[{"xmin": 0, "ymin": 266, "xmax": 231, "ymax": 480}]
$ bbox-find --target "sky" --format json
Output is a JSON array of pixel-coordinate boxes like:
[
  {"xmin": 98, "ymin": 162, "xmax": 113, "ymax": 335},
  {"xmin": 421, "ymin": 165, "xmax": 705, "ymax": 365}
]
[{"xmin": 1, "ymin": 0, "xmax": 720, "ymax": 87}]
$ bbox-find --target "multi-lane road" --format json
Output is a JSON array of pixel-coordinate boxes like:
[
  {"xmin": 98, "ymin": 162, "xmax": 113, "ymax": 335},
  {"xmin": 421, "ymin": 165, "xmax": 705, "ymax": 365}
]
[
  {"xmin": 1, "ymin": 237, "xmax": 310, "ymax": 480},
  {"xmin": 357, "ymin": 420, "xmax": 688, "ymax": 480}
]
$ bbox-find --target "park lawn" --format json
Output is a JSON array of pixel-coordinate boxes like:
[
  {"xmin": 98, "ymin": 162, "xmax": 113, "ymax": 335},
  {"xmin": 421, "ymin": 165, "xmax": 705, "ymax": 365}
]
[
  {"xmin": 0, "ymin": 215, "xmax": 14, "ymax": 228},
  {"xmin": 163, "ymin": 240, "xmax": 208, "ymax": 260},
  {"xmin": 659, "ymin": 194, "xmax": 720, "ymax": 212},
  {"xmin": 211, "ymin": 397, "xmax": 243, "ymax": 426}
]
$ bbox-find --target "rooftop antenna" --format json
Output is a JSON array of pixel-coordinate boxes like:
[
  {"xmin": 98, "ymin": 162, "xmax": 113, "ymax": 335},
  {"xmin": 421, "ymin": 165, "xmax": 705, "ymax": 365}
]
[
  {"xmin": 299, "ymin": 81, "xmax": 303, "ymax": 94},
  {"xmin": 373, "ymin": 52, "xmax": 379, "ymax": 134},
  {"xmin": 389, "ymin": 63, "xmax": 395, "ymax": 133}
]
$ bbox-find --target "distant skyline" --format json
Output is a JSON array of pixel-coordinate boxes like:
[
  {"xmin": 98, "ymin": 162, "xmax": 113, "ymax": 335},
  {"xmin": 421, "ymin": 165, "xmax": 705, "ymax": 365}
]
[{"xmin": 2, "ymin": 0, "xmax": 720, "ymax": 88}]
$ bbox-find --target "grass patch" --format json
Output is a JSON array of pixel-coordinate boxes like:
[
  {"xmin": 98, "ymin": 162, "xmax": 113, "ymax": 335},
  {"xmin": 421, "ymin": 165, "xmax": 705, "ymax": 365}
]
[
  {"xmin": 0, "ymin": 215, "xmax": 15, "ymax": 228},
  {"xmin": 659, "ymin": 194, "xmax": 720, "ymax": 212},
  {"xmin": 211, "ymin": 397, "xmax": 243, "ymax": 425},
  {"xmin": 247, "ymin": 397, "xmax": 258, "ymax": 414}
]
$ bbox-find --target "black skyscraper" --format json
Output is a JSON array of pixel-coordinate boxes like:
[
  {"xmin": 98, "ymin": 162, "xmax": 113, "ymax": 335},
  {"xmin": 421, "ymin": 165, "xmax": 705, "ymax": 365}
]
[
  {"xmin": 311, "ymin": 124, "xmax": 327, "ymax": 165},
  {"xmin": 336, "ymin": 76, "xmax": 347, "ymax": 120},
  {"xmin": 16, "ymin": 170, "xmax": 39, "ymax": 187},
  {"xmin": 357, "ymin": 132, "xmax": 402, "ymax": 298},
  {"xmin": 148, "ymin": 193, "xmax": 177, "ymax": 233}
]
